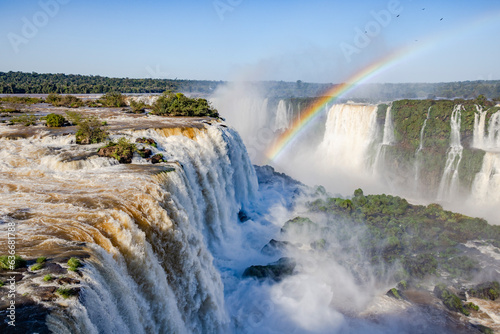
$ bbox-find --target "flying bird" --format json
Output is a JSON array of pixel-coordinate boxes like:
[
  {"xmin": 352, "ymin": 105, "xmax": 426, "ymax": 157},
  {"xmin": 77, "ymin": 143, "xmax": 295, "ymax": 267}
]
[{"xmin": 440, "ymin": 18, "xmax": 443, "ymax": 21}]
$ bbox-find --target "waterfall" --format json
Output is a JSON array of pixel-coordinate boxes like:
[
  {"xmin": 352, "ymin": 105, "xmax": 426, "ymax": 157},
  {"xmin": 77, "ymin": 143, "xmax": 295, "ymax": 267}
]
[
  {"xmin": 472, "ymin": 105, "xmax": 488, "ymax": 149},
  {"xmin": 472, "ymin": 106, "xmax": 500, "ymax": 151},
  {"xmin": 414, "ymin": 106, "xmax": 432, "ymax": 189},
  {"xmin": 0, "ymin": 124, "xmax": 259, "ymax": 333},
  {"xmin": 470, "ymin": 152, "xmax": 500, "ymax": 203},
  {"xmin": 373, "ymin": 104, "xmax": 394, "ymax": 171},
  {"xmin": 273, "ymin": 99, "xmax": 291, "ymax": 132},
  {"xmin": 437, "ymin": 105, "xmax": 464, "ymax": 202},
  {"xmin": 319, "ymin": 104, "xmax": 378, "ymax": 172}
]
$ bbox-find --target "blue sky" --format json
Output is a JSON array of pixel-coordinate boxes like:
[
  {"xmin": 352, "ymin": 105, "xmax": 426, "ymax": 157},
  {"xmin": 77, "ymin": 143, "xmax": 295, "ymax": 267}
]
[{"xmin": 0, "ymin": 0, "xmax": 499, "ymax": 83}]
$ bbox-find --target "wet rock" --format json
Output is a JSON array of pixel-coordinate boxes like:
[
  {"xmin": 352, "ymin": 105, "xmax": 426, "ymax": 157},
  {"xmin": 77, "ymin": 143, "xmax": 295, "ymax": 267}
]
[
  {"xmin": 135, "ymin": 137, "xmax": 157, "ymax": 147},
  {"xmin": 97, "ymin": 145, "xmax": 133, "ymax": 164},
  {"xmin": 386, "ymin": 287, "xmax": 404, "ymax": 300},
  {"xmin": 44, "ymin": 263, "xmax": 66, "ymax": 275},
  {"xmin": 56, "ymin": 277, "xmax": 80, "ymax": 285},
  {"xmin": 137, "ymin": 148, "xmax": 152, "ymax": 159},
  {"xmin": 261, "ymin": 239, "xmax": 290, "ymax": 256},
  {"xmin": 238, "ymin": 209, "xmax": 250, "ymax": 223},
  {"xmin": 243, "ymin": 257, "xmax": 296, "ymax": 282},
  {"xmin": 148, "ymin": 154, "xmax": 165, "ymax": 164},
  {"xmin": 38, "ymin": 286, "xmax": 57, "ymax": 301}
]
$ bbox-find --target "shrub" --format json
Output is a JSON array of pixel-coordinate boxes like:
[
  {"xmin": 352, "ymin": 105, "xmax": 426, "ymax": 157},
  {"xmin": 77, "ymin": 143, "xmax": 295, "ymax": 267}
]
[
  {"xmin": 0, "ymin": 255, "xmax": 27, "ymax": 269},
  {"xmin": 98, "ymin": 137, "xmax": 136, "ymax": 163},
  {"xmin": 130, "ymin": 99, "xmax": 149, "ymax": 113},
  {"xmin": 99, "ymin": 92, "xmax": 127, "ymax": 107},
  {"xmin": 9, "ymin": 114, "xmax": 37, "ymax": 126},
  {"xmin": 30, "ymin": 263, "xmax": 43, "ymax": 271},
  {"xmin": 36, "ymin": 256, "xmax": 47, "ymax": 263},
  {"xmin": 65, "ymin": 111, "xmax": 83, "ymax": 125},
  {"xmin": 0, "ymin": 280, "xmax": 4, "ymax": 287},
  {"xmin": 43, "ymin": 274, "xmax": 54, "ymax": 282},
  {"xmin": 75, "ymin": 116, "xmax": 108, "ymax": 144},
  {"xmin": 152, "ymin": 91, "xmax": 219, "ymax": 117},
  {"xmin": 46, "ymin": 94, "xmax": 83, "ymax": 107},
  {"xmin": 67, "ymin": 257, "xmax": 82, "ymax": 271},
  {"xmin": 56, "ymin": 287, "xmax": 74, "ymax": 299},
  {"xmin": 45, "ymin": 113, "xmax": 66, "ymax": 127}
]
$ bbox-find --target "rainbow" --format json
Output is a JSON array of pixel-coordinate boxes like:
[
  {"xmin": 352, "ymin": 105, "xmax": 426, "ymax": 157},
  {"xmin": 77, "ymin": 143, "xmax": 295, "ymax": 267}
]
[
  {"xmin": 266, "ymin": 10, "xmax": 500, "ymax": 162},
  {"xmin": 266, "ymin": 46, "xmax": 411, "ymax": 161}
]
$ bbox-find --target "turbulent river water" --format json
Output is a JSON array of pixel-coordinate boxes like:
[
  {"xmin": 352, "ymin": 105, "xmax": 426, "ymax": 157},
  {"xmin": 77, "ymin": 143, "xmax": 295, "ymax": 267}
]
[{"xmin": 0, "ymin": 105, "xmax": 499, "ymax": 333}]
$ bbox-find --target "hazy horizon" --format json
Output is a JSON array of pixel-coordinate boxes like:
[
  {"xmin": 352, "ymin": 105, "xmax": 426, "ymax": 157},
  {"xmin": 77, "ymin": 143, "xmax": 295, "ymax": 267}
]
[{"xmin": 1, "ymin": 0, "xmax": 499, "ymax": 84}]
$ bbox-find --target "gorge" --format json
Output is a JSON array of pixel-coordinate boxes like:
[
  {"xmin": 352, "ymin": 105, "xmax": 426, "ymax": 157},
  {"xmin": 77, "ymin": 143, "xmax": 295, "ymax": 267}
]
[{"xmin": 0, "ymin": 95, "xmax": 499, "ymax": 333}]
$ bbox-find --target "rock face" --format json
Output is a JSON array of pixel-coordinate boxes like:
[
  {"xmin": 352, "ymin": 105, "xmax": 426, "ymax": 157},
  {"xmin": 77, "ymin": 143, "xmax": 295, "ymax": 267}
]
[
  {"xmin": 242, "ymin": 257, "xmax": 296, "ymax": 282},
  {"xmin": 97, "ymin": 145, "xmax": 133, "ymax": 164},
  {"xmin": 261, "ymin": 239, "xmax": 291, "ymax": 256},
  {"xmin": 148, "ymin": 154, "xmax": 165, "ymax": 164},
  {"xmin": 135, "ymin": 137, "xmax": 157, "ymax": 147}
]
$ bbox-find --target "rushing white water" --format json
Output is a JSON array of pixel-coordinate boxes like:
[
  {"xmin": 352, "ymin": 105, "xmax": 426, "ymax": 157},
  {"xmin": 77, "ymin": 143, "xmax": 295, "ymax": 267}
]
[
  {"xmin": 273, "ymin": 100, "xmax": 292, "ymax": 132},
  {"xmin": 470, "ymin": 152, "xmax": 500, "ymax": 203},
  {"xmin": 373, "ymin": 104, "xmax": 394, "ymax": 172},
  {"xmin": 0, "ymin": 123, "xmax": 259, "ymax": 333},
  {"xmin": 319, "ymin": 104, "xmax": 378, "ymax": 172},
  {"xmin": 437, "ymin": 105, "xmax": 464, "ymax": 202},
  {"xmin": 414, "ymin": 107, "xmax": 432, "ymax": 189},
  {"xmin": 473, "ymin": 109, "xmax": 500, "ymax": 151}
]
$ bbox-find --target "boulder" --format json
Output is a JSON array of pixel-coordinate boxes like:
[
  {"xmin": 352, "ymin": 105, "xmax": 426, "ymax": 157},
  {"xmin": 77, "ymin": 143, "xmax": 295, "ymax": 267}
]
[
  {"xmin": 135, "ymin": 137, "xmax": 157, "ymax": 147},
  {"xmin": 243, "ymin": 257, "xmax": 295, "ymax": 282},
  {"xmin": 97, "ymin": 145, "xmax": 133, "ymax": 164}
]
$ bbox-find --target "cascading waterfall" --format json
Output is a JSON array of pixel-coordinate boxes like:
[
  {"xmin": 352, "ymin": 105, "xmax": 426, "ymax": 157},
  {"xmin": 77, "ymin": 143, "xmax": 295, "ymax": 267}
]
[
  {"xmin": 0, "ymin": 123, "xmax": 259, "ymax": 334},
  {"xmin": 319, "ymin": 104, "xmax": 378, "ymax": 172},
  {"xmin": 473, "ymin": 107, "xmax": 500, "ymax": 151},
  {"xmin": 414, "ymin": 106, "xmax": 432, "ymax": 190},
  {"xmin": 437, "ymin": 105, "xmax": 464, "ymax": 202},
  {"xmin": 273, "ymin": 99, "xmax": 292, "ymax": 132},
  {"xmin": 373, "ymin": 104, "xmax": 394, "ymax": 172},
  {"xmin": 470, "ymin": 152, "xmax": 500, "ymax": 203}
]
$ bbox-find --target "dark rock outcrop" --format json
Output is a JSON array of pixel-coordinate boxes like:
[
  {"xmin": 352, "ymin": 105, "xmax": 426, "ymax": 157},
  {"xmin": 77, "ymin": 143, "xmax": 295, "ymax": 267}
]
[
  {"xmin": 243, "ymin": 257, "xmax": 295, "ymax": 282},
  {"xmin": 97, "ymin": 145, "xmax": 133, "ymax": 164}
]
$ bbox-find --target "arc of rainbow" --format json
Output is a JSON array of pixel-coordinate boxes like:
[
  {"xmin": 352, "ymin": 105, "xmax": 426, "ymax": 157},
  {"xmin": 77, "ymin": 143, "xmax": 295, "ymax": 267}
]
[
  {"xmin": 266, "ymin": 46, "xmax": 411, "ymax": 162},
  {"xmin": 266, "ymin": 9, "xmax": 500, "ymax": 162}
]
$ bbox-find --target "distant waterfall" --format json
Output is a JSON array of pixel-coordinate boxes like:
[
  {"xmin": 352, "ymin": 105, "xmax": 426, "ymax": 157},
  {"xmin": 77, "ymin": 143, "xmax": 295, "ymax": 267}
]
[
  {"xmin": 437, "ymin": 105, "xmax": 463, "ymax": 202},
  {"xmin": 274, "ymin": 99, "xmax": 292, "ymax": 132},
  {"xmin": 473, "ymin": 107, "xmax": 500, "ymax": 151},
  {"xmin": 373, "ymin": 104, "xmax": 394, "ymax": 171},
  {"xmin": 414, "ymin": 107, "xmax": 432, "ymax": 189},
  {"xmin": 470, "ymin": 152, "xmax": 500, "ymax": 203},
  {"xmin": 319, "ymin": 104, "xmax": 378, "ymax": 172}
]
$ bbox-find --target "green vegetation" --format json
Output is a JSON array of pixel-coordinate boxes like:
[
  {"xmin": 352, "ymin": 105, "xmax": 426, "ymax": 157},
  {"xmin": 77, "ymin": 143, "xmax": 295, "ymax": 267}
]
[
  {"xmin": 468, "ymin": 281, "xmax": 500, "ymax": 301},
  {"xmin": 46, "ymin": 93, "xmax": 84, "ymax": 107},
  {"xmin": 465, "ymin": 302, "xmax": 479, "ymax": 312},
  {"xmin": 434, "ymin": 284, "xmax": 469, "ymax": 316},
  {"xmin": 45, "ymin": 113, "xmax": 66, "ymax": 127},
  {"xmin": 98, "ymin": 137, "xmax": 136, "ymax": 163},
  {"xmin": 0, "ymin": 95, "xmax": 43, "ymax": 104},
  {"xmin": 151, "ymin": 92, "xmax": 219, "ymax": 117},
  {"xmin": 65, "ymin": 110, "xmax": 83, "ymax": 125},
  {"xmin": 75, "ymin": 116, "xmax": 108, "ymax": 144},
  {"xmin": 36, "ymin": 256, "xmax": 47, "ymax": 263},
  {"xmin": 56, "ymin": 287, "xmax": 75, "ymax": 299},
  {"xmin": 0, "ymin": 255, "xmax": 27, "ymax": 269},
  {"xmin": 67, "ymin": 257, "xmax": 82, "ymax": 271},
  {"xmin": 8, "ymin": 114, "xmax": 37, "ymax": 126},
  {"xmin": 0, "ymin": 280, "xmax": 4, "ymax": 287},
  {"xmin": 130, "ymin": 99, "xmax": 149, "ymax": 113},
  {"xmin": 98, "ymin": 92, "xmax": 127, "ymax": 107},
  {"xmin": 306, "ymin": 189, "xmax": 500, "ymax": 280},
  {"xmin": 43, "ymin": 274, "xmax": 54, "ymax": 282},
  {"xmin": 30, "ymin": 263, "xmax": 44, "ymax": 271}
]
